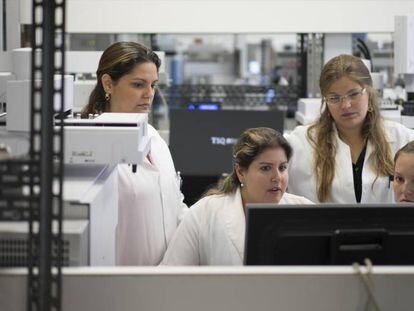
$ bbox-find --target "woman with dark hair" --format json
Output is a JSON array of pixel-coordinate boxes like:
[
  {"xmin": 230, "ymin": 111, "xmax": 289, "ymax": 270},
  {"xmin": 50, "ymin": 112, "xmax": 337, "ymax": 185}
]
[
  {"xmin": 287, "ymin": 54, "xmax": 414, "ymax": 204},
  {"xmin": 161, "ymin": 127, "xmax": 312, "ymax": 266},
  {"xmin": 393, "ymin": 141, "xmax": 414, "ymax": 203},
  {"xmin": 83, "ymin": 42, "xmax": 187, "ymax": 265}
]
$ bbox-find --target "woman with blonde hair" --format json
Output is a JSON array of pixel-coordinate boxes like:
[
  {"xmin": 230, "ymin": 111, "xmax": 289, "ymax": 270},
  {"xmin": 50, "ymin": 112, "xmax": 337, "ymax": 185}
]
[
  {"xmin": 162, "ymin": 127, "xmax": 312, "ymax": 266},
  {"xmin": 287, "ymin": 54, "xmax": 414, "ymax": 203},
  {"xmin": 83, "ymin": 42, "xmax": 187, "ymax": 265}
]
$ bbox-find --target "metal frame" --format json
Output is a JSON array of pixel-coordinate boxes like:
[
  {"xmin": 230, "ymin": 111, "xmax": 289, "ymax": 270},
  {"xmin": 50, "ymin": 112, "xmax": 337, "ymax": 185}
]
[
  {"xmin": 296, "ymin": 34, "xmax": 308, "ymax": 99},
  {"xmin": 160, "ymin": 84, "xmax": 298, "ymax": 110},
  {"xmin": 0, "ymin": 2, "xmax": 66, "ymax": 309},
  {"xmin": 27, "ymin": 0, "xmax": 66, "ymax": 308},
  {"xmin": 296, "ymin": 33, "xmax": 324, "ymax": 99}
]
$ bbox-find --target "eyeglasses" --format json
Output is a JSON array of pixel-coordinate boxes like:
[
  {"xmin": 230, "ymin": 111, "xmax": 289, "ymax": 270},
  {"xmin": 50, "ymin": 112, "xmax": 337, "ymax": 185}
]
[{"xmin": 324, "ymin": 88, "xmax": 366, "ymax": 105}]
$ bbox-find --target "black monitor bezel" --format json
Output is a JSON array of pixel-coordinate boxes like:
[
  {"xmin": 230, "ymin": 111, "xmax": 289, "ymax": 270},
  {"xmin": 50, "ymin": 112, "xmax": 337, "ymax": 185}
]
[{"xmin": 244, "ymin": 203, "xmax": 414, "ymax": 266}]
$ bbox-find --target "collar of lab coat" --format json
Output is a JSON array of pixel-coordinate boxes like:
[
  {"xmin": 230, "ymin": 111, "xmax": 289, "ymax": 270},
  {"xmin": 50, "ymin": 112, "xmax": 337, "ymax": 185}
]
[
  {"xmin": 221, "ymin": 189, "xmax": 308, "ymax": 261},
  {"xmin": 332, "ymin": 122, "xmax": 393, "ymax": 204},
  {"xmin": 332, "ymin": 120, "xmax": 397, "ymax": 147},
  {"xmin": 332, "ymin": 121, "xmax": 396, "ymax": 164},
  {"xmin": 332, "ymin": 123, "xmax": 373, "ymax": 175},
  {"xmin": 222, "ymin": 188, "xmax": 245, "ymax": 262}
]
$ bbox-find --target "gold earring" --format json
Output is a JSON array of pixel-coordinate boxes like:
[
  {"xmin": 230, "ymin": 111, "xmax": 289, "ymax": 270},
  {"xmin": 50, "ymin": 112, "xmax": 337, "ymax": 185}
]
[
  {"xmin": 368, "ymin": 106, "xmax": 373, "ymax": 112},
  {"xmin": 105, "ymin": 93, "xmax": 111, "ymax": 101}
]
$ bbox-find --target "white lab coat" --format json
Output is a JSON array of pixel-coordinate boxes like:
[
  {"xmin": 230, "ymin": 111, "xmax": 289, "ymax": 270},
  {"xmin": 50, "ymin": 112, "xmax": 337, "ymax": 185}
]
[
  {"xmin": 161, "ymin": 188, "xmax": 313, "ymax": 266},
  {"xmin": 287, "ymin": 120, "xmax": 414, "ymax": 203},
  {"xmin": 116, "ymin": 124, "xmax": 188, "ymax": 265}
]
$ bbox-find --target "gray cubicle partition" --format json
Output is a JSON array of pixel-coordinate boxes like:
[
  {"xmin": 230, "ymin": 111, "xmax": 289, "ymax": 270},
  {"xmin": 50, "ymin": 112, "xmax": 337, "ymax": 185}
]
[{"xmin": 1, "ymin": 266, "xmax": 414, "ymax": 311}]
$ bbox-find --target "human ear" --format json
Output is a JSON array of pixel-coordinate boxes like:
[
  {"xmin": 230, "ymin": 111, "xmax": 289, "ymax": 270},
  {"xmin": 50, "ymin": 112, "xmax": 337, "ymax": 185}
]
[
  {"xmin": 235, "ymin": 164, "xmax": 245, "ymax": 184},
  {"xmin": 101, "ymin": 74, "xmax": 113, "ymax": 94}
]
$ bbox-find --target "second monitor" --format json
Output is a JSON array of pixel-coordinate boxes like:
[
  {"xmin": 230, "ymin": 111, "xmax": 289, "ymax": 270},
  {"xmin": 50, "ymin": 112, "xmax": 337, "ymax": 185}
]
[{"xmin": 169, "ymin": 109, "xmax": 285, "ymax": 176}]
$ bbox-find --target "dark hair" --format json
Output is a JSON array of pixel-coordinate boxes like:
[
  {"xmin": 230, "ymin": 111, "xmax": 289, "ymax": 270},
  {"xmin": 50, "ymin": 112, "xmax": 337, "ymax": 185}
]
[
  {"xmin": 394, "ymin": 141, "xmax": 414, "ymax": 164},
  {"xmin": 81, "ymin": 41, "xmax": 161, "ymax": 117},
  {"xmin": 204, "ymin": 127, "xmax": 292, "ymax": 196}
]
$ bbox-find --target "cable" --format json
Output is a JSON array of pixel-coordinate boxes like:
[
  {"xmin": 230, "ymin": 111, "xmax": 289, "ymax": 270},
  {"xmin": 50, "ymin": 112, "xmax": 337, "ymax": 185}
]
[
  {"xmin": 352, "ymin": 258, "xmax": 382, "ymax": 311},
  {"xmin": 2, "ymin": 0, "xmax": 6, "ymax": 51},
  {"xmin": 363, "ymin": 259, "xmax": 376, "ymax": 311},
  {"xmin": 355, "ymin": 38, "xmax": 373, "ymax": 72},
  {"xmin": 356, "ymin": 43, "xmax": 370, "ymax": 60},
  {"xmin": 356, "ymin": 38, "xmax": 372, "ymax": 60}
]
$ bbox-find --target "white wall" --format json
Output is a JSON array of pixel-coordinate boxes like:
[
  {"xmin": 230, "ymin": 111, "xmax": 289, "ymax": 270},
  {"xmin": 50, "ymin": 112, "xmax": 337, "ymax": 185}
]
[{"xmin": 19, "ymin": 0, "xmax": 414, "ymax": 34}]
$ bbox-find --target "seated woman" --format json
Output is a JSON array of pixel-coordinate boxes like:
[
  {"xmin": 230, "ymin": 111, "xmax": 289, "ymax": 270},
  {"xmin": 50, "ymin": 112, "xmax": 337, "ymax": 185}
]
[
  {"xmin": 161, "ymin": 127, "xmax": 313, "ymax": 266},
  {"xmin": 393, "ymin": 141, "xmax": 414, "ymax": 203}
]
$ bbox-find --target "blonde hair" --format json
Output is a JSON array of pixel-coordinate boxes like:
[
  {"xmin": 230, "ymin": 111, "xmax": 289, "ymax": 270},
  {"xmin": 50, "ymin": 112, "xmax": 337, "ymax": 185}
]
[
  {"xmin": 204, "ymin": 127, "xmax": 292, "ymax": 197},
  {"xmin": 307, "ymin": 54, "xmax": 393, "ymax": 202}
]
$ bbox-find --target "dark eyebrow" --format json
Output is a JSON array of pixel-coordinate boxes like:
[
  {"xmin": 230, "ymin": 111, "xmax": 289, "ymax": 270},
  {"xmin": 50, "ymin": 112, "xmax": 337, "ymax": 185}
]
[
  {"xmin": 130, "ymin": 78, "xmax": 159, "ymax": 83},
  {"xmin": 258, "ymin": 161, "xmax": 288, "ymax": 165}
]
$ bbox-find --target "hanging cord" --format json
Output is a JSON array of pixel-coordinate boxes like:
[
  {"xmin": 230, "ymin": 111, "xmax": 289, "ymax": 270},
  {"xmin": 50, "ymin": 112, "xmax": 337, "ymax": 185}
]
[{"xmin": 352, "ymin": 258, "xmax": 382, "ymax": 311}]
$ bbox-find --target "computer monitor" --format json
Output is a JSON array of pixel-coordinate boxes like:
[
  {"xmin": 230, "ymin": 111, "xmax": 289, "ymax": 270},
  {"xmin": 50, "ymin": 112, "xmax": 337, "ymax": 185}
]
[
  {"xmin": 169, "ymin": 109, "xmax": 285, "ymax": 176},
  {"xmin": 244, "ymin": 204, "xmax": 414, "ymax": 265}
]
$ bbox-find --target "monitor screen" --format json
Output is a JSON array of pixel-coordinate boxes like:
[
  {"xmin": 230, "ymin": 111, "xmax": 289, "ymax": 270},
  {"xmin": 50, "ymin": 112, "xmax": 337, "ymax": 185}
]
[
  {"xmin": 187, "ymin": 103, "xmax": 220, "ymax": 110},
  {"xmin": 169, "ymin": 109, "xmax": 285, "ymax": 176},
  {"xmin": 244, "ymin": 204, "xmax": 414, "ymax": 265}
]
